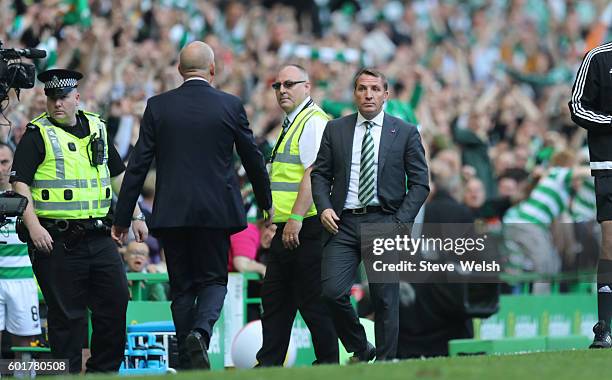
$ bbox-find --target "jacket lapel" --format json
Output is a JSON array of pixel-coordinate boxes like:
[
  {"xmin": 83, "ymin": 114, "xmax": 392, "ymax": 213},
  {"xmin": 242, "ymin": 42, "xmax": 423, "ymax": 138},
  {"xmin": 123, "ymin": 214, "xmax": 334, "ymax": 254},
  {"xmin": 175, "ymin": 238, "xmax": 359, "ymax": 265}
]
[
  {"xmin": 378, "ymin": 113, "xmax": 398, "ymax": 183},
  {"xmin": 342, "ymin": 114, "xmax": 358, "ymax": 189}
]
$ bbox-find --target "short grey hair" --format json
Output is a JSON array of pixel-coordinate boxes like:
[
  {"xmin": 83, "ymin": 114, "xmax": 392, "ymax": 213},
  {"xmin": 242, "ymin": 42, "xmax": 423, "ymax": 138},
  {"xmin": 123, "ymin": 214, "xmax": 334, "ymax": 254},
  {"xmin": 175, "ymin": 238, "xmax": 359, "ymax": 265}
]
[{"xmin": 280, "ymin": 63, "xmax": 309, "ymax": 81}]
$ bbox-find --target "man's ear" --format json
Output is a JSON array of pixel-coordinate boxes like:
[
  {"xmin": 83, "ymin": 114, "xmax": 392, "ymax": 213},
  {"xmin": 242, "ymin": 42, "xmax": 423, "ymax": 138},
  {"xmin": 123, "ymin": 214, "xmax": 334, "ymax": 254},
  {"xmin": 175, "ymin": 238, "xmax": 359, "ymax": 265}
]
[{"xmin": 209, "ymin": 63, "xmax": 215, "ymax": 78}]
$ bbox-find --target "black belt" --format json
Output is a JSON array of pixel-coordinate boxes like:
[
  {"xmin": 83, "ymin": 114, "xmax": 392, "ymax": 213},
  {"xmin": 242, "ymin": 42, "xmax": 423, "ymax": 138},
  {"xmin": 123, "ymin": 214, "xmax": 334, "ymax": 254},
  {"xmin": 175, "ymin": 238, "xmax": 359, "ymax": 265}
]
[
  {"xmin": 39, "ymin": 218, "xmax": 109, "ymax": 233},
  {"xmin": 343, "ymin": 206, "xmax": 383, "ymax": 215}
]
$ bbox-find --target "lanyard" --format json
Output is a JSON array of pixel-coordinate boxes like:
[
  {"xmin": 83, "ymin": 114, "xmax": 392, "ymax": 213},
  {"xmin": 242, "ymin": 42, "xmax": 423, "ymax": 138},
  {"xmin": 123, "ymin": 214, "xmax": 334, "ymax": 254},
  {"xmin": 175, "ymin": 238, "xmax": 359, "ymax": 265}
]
[{"xmin": 269, "ymin": 99, "xmax": 313, "ymax": 164}]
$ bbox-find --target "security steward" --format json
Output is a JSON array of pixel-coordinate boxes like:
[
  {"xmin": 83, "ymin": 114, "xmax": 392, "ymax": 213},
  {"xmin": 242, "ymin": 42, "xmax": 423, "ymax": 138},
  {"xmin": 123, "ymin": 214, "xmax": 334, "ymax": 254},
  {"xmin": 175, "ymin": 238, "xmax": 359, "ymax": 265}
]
[
  {"xmin": 256, "ymin": 64, "xmax": 338, "ymax": 366},
  {"xmin": 10, "ymin": 69, "xmax": 148, "ymax": 373}
]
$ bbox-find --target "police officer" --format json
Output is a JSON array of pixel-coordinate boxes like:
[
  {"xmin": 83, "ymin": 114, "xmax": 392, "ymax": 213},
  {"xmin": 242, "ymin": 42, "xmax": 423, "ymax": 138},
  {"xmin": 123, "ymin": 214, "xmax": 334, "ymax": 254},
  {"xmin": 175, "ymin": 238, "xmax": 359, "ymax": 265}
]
[
  {"xmin": 256, "ymin": 64, "xmax": 338, "ymax": 366},
  {"xmin": 10, "ymin": 69, "xmax": 148, "ymax": 373}
]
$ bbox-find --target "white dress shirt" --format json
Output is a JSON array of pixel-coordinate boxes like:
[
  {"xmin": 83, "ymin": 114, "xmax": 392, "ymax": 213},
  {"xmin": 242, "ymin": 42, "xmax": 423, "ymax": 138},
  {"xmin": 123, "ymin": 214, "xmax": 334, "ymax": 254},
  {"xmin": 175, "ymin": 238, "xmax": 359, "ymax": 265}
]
[
  {"xmin": 344, "ymin": 110, "xmax": 385, "ymax": 209},
  {"xmin": 284, "ymin": 97, "xmax": 327, "ymax": 168},
  {"xmin": 184, "ymin": 77, "xmax": 209, "ymax": 83}
]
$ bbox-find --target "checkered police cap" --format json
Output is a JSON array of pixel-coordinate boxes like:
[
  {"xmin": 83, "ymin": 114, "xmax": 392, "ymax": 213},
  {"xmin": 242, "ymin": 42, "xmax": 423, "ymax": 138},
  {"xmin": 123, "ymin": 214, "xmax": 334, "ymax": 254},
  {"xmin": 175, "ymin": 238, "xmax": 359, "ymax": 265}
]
[
  {"xmin": 37, "ymin": 69, "xmax": 83, "ymax": 98},
  {"xmin": 44, "ymin": 76, "xmax": 77, "ymax": 90}
]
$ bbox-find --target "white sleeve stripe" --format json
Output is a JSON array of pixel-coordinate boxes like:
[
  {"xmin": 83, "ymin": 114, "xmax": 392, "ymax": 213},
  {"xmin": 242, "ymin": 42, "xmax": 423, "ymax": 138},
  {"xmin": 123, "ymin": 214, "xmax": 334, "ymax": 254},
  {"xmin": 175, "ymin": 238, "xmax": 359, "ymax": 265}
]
[
  {"xmin": 571, "ymin": 43, "xmax": 612, "ymax": 123},
  {"xmin": 571, "ymin": 43, "xmax": 612, "ymax": 125},
  {"xmin": 572, "ymin": 44, "xmax": 612, "ymax": 123},
  {"xmin": 572, "ymin": 45, "xmax": 612, "ymax": 123},
  {"xmin": 590, "ymin": 161, "xmax": 612, "ymax": 170}
]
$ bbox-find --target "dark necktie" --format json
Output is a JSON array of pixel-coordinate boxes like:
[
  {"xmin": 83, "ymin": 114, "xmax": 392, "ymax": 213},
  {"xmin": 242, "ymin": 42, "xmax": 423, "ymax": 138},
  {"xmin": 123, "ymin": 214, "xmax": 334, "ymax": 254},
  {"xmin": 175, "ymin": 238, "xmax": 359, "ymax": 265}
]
[{"xmin": 358, "ymin": 121, "xmax": 375, "ymax": 206}]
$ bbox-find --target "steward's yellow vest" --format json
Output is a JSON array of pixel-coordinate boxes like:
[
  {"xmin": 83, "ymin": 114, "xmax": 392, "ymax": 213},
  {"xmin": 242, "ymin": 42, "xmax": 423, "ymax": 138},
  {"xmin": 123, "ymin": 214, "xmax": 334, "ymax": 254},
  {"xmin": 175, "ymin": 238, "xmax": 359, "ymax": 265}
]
[
  {"xmin": 270, "ymin": 104, "xmax": 329, "ymax": 223},
  {"xmin": 29, "ymin": 111, "xmax": 111, "ymax": 219}
]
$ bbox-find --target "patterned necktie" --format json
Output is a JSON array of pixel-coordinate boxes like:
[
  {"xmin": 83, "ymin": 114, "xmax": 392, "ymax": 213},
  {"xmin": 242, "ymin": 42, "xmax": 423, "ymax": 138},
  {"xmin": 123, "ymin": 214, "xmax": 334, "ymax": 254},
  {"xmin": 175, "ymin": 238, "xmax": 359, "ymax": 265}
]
[
  {"xmin": 282, "ymin": 117, "xmax": 290, "ymax": 131},
  {"xmin": 358, "ymin": 121, "xmax": 376, "ymax": 206}
]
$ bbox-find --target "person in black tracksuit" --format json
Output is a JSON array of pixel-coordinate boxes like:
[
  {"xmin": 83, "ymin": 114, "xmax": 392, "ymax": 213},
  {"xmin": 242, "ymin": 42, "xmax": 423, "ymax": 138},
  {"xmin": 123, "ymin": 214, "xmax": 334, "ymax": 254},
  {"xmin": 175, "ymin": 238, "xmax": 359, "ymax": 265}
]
[{"xmin": 569, "ymin": 40, "xmax": 612, "ymax": 348}]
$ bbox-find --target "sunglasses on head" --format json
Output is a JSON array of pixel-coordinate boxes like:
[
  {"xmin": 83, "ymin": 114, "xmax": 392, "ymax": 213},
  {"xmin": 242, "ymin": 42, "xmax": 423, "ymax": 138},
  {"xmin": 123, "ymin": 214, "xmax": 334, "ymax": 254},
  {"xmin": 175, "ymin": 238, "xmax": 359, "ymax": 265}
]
[{"xmin": 271, "ymin": 80, "xmax": 306, "ymax": 90}]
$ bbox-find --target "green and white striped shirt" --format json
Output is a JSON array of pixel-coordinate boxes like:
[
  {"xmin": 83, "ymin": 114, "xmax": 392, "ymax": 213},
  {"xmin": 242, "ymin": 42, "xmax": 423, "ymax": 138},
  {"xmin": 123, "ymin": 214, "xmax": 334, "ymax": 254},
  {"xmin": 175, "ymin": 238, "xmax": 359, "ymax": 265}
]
[
  {"xmin": 0, "ymin": 218, "xmax": 34, "ymax": 280},
  {"xmin": 571, "ymin": 177, "xmax": 596, "ymax": 222},
  {"xmin": 504, "ymin": 167, "xmax": 573, "ymax": 226}
]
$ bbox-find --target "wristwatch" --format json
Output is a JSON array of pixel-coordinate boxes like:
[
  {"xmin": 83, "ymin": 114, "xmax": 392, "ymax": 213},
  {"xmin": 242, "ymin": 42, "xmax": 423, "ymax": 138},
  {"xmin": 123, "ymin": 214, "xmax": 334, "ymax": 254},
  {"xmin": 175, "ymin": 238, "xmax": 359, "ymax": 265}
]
[{"xmin": 132, "ymin": 213, "xmax": 146, "ymax": 221}]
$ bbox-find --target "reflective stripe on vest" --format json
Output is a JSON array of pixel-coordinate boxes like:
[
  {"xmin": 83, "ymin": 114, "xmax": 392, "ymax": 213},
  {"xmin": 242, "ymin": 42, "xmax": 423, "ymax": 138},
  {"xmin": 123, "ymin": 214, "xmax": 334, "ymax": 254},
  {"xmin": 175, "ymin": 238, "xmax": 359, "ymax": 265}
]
[
  {"xmin": 32, "ymin": 179, "xmax": 89, "ymax": 188},
  {"xmin": 31, "ymin": 176, "xmax": 111, "ymax": 189},
  {"xmin": 270, "ymin": 105, "xmax": 329, "ymax": 222},
  {"xmin": 34, "ymin": 200, "xmax": 89, "ymax": 211},
  {"xmin": 92, "ymin": 199, "xmax": 112, "ymax": 209},
  {"xmin": 44, "ymin": 123, "xmax": 66, "ymax": 178},
  {"xmin": 270, "ymin": 182, "xmax": 300, "ymax": 192},
  {"xmin": 30, "ymin": 112, "xmax": 112, "ymax": 219},
  {"xmin": 33, "ymin": 199, "xmax": 112, "ymax": 211},
  {"xmin": 273, "ymin": 108, "xmax": 318, "ymax": 165}
]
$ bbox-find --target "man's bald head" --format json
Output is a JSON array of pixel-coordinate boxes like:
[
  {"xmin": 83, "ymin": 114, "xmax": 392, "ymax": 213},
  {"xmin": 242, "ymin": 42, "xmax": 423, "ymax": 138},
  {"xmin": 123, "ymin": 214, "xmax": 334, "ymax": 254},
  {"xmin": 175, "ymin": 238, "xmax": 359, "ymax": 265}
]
[{"xmin": 178, "ymin": 41, "xmax": 215, "ymax": 81}]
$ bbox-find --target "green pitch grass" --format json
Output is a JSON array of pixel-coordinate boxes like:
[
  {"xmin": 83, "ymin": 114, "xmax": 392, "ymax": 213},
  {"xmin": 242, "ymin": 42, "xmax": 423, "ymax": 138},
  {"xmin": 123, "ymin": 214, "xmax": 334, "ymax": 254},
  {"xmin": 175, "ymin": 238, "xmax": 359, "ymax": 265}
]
[{"xmin": 76, "ymin": 350, "xmax": 611, "ymax": 380}]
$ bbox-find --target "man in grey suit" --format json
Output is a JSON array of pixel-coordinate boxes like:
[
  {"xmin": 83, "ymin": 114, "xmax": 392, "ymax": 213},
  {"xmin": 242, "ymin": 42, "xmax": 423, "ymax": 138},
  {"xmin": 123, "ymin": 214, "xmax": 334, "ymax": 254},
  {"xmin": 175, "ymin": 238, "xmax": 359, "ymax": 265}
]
[{"xmin": 311, "ymin": 68, "xmax": 429, "ymax": 361}]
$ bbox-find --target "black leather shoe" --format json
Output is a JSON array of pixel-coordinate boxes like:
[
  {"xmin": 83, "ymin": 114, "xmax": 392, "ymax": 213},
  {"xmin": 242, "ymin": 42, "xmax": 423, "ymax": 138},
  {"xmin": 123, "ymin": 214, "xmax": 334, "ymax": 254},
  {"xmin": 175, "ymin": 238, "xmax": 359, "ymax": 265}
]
[
  {"xmin": 589, "ymin": 320, "xmax": 612, "ymax": 349},
  {"xmin": 185, "ymin": 330, "xmax": 211, "ymax": 369},
  {"xmin": 349, "ymin": 342, "xmax": 376, "ymax": 363}
]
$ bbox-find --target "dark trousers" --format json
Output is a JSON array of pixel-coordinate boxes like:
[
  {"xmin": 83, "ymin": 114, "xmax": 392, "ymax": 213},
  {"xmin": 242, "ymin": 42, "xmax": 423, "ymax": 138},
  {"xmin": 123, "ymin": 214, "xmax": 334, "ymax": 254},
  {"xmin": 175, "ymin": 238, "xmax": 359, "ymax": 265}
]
[
  {"xmin": 256, "ymin": 216, "xmax": 339, "ymax": 366},
  {"xmin": 30, "ymin": 232, "xmax": 129, "ymax": 374},
  {"xmin": 321, "ymin": 211, "xmax": 399, "ymax": 360},
  {"xmin": 157, "ymin": 227, "xmax": 230, "ymax": 369}
]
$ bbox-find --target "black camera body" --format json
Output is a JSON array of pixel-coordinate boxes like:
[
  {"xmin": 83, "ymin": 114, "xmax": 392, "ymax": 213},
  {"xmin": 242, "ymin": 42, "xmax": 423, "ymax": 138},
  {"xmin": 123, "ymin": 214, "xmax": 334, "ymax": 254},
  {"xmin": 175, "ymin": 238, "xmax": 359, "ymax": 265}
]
[
  {"xmin": 0, "ymin": 40, "xmax": 45, "ymax": 104},
  {"xmin": 0, "ymin": 191, "xmax": 28, "ymax": 218},
  {"xmin": 0, "ymin": 191, "xmax": 27, "ymax": 233},
  {"xmin": 0, "ymin": 191, "xmax": 28, "ymax": 242},
  {"xmin": 0, "ymin": 60, "xmax": 35, "ymax": 98}
]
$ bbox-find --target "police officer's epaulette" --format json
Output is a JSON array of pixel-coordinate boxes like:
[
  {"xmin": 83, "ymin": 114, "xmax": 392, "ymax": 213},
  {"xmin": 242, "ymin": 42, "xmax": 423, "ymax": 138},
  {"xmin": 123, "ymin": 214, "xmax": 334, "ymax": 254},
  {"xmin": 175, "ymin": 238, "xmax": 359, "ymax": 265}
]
[
  {"xmin": 29, "ymin": 112, "xmax": 48, "ymax": 125},
  {"xmin": 83, "ymin": 110, "xmax": 102, "ymax": 119},
  {"xmin": 82, "ymin": 110, "xmax": 107, "ymax": 125},
  {"xmin": 26, "ymin": 123, "xmax": 37, "ymax": 130}
]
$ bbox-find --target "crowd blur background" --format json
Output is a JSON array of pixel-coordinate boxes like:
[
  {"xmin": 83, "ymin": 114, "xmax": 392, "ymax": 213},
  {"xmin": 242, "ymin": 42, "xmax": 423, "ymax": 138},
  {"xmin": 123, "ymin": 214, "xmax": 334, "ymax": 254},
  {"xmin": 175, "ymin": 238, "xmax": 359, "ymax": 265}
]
[{"xmin": 2, "ymin": 0, "xmax": 612, "ymax": 294}]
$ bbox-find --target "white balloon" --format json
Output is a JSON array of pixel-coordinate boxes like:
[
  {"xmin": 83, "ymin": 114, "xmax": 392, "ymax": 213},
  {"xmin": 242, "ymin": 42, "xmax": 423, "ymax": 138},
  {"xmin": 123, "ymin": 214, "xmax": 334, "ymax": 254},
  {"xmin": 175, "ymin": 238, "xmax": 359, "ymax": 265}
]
[{"xmin": 231, "ymin": 320, "xmax": 297, "ymax": 368}]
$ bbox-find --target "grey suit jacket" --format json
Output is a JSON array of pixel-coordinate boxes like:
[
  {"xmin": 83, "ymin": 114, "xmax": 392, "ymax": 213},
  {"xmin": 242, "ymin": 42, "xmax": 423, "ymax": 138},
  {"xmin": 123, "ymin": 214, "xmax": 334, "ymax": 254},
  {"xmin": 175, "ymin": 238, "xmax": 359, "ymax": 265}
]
[{"xmin": 311, "ymin": 112, "xmax": 430, "ymax": 223}]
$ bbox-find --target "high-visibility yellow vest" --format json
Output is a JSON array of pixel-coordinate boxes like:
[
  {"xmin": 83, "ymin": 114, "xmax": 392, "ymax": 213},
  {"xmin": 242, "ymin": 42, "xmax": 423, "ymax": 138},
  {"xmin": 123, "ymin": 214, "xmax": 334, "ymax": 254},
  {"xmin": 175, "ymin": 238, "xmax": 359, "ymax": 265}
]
[
  {"xmin": 270, "ymin": 104, "xmax": 329, "ymax": 223},
  {"xmin": 29, "ymin": 111, "xmax": 112, "ymax": 219}
]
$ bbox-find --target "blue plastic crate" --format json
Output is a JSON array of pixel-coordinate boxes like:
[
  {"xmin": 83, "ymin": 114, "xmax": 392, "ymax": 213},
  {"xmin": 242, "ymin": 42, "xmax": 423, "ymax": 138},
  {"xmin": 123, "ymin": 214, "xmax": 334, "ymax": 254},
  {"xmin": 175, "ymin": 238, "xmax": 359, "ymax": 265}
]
[
  {"xmin": 119, "ymin": 332, "xmax": 171, "ymax": 375},
  {"xmin": 127, "ymin": 321, "xmax": 175, "ymax": 333}
]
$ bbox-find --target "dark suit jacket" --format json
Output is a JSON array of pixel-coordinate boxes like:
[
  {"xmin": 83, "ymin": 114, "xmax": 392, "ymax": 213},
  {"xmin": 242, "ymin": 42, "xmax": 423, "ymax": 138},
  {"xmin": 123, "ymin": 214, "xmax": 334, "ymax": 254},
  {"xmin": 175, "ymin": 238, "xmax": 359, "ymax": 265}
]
[
  {"xmin": 311, "ymin": 112, "xmax": 429, "ymax": 224},
  {"xmin": 114, "ymin": 80, "xmax": 272, "ymax": 233}
]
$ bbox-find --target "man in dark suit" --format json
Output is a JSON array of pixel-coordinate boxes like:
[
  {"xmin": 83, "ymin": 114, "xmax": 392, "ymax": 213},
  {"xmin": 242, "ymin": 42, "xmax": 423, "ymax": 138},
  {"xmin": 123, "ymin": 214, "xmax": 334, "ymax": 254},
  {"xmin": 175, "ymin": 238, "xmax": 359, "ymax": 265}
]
[
  {"xmin": 112, "ymin": 41, "xmax": 273, "ymax": 370},
  {"xmin": 311, "ymin": 68, "xmax": 429, "ymax": 361}
]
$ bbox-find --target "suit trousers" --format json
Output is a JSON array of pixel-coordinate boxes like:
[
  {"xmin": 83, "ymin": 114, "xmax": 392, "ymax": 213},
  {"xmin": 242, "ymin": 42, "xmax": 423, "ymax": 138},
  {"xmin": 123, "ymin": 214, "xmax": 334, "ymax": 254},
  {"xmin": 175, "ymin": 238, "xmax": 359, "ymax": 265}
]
[
  {"xmin": 30, "ymin": 232, "xmax": 129, "ymax": 374},
  {"xmin": 321, "ymin": 211, "xmax": 399, "ymax": 360},
  {"xmin": 256, "ymin": 216, "xmax": 339, "ymax": 366},
  {"xmin": 157, "ymin": 227, "xmax": 230, "ymax": 369}
]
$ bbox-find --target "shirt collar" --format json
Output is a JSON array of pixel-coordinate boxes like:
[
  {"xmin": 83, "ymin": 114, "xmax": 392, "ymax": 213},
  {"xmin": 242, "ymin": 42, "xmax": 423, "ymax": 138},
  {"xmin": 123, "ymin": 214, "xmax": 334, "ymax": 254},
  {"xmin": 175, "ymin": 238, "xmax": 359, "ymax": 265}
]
[
  {"xmin": 357, "ymin": 110, "xmax": 384, "ymax": 128},
  {"xmin": 286, "ymin": 97, "xmax": 312, "ymax": 123},
  {"xmin": 184, "ymin": 77, "xmax": 209, "ymax": 83}
]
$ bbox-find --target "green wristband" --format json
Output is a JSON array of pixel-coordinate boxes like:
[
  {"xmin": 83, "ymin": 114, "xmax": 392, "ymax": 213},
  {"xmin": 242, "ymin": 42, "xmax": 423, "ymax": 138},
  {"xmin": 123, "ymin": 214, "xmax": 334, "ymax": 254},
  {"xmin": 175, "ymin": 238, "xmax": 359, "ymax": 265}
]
[{"xmin": 289, "ymin": 214, "xmax": 304, "ymax": 222}]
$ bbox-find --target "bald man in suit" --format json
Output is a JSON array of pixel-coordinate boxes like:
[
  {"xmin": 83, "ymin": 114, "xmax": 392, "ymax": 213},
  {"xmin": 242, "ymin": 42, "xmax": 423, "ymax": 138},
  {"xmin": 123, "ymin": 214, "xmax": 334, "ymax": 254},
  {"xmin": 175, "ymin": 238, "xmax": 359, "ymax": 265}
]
[{"xmin": 113, "ymin": 42, "xmax": 272, "ymax": 369}]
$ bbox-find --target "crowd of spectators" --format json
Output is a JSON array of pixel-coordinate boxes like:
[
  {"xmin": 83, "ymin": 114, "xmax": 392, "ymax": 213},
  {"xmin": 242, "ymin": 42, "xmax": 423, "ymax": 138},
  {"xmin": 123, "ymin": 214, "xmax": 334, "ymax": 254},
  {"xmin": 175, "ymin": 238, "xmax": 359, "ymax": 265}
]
[{"xmin": 2, "ymin": 0, "xmax": 611, "ymax": 284}]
